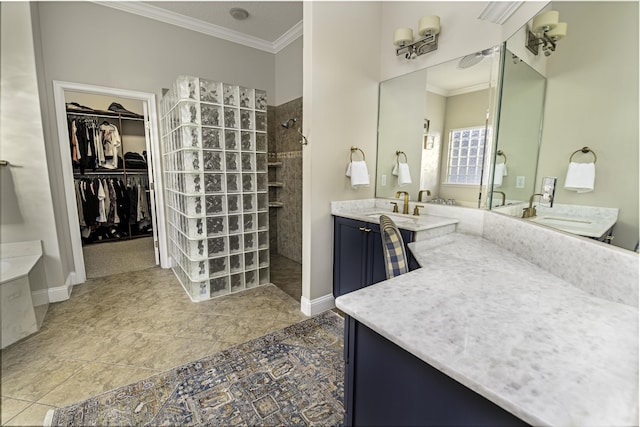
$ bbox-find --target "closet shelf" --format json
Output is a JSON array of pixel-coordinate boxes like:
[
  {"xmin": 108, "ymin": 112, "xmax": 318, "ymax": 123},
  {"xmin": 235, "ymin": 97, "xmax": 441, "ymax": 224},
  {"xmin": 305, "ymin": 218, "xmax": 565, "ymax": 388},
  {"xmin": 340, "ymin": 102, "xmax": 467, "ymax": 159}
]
[
  {"xmin": 66, "ymin": 109, "xmax": 144, "ymax": 121},
  {"xmin": 268, "ymin": 182, "xmax": 284, "ymax": 188}
]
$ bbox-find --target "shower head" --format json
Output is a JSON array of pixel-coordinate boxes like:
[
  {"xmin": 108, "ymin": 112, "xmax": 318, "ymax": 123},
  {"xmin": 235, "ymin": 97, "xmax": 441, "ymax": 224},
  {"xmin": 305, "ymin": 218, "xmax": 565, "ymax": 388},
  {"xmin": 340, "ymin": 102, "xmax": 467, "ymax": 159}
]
[{"xmin": 281, "ymin": 118, "xmax": 297, "ymax": 129}]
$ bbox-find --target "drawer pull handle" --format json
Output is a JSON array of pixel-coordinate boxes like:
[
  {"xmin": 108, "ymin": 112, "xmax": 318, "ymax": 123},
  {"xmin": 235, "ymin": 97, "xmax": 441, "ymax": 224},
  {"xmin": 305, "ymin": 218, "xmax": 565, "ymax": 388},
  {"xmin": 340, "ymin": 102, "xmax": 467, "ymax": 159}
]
[{"xmin": 358, "ymin": 227, "xmax": 372, "ymax": 232}]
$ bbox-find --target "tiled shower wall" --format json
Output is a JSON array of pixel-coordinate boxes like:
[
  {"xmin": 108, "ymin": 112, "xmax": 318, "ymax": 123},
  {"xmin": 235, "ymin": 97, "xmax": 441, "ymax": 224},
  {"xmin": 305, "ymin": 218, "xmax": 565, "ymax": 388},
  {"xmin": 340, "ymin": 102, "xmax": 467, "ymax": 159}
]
[{"xmin": 267, "ymin": 98, "xmax": 303, "ymax": 264}]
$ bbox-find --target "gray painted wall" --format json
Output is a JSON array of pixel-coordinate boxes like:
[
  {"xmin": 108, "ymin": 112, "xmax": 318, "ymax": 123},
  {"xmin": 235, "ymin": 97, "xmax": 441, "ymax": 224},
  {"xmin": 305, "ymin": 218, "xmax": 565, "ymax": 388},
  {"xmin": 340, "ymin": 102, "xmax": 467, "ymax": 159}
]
[{"xmin": 25, "ymin": 1, "xmax": 296, "ymax": 288}]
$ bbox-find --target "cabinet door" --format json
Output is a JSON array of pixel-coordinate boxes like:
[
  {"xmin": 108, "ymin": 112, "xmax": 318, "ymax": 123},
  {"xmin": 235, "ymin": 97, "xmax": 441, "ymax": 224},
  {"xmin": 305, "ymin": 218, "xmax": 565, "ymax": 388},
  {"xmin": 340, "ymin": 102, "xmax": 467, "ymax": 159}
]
[{"xmin": 333, "ymin": 217, "xmax": 368, "ymax": 297}]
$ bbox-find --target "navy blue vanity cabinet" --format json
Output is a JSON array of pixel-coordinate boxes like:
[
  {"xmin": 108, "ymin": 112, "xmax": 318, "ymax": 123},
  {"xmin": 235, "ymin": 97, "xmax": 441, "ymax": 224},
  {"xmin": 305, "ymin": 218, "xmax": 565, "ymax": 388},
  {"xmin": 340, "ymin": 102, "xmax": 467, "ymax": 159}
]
[
  {"xmin": 343, "ymin": 315, "xmax": 529, "ymax": 427},
  {"xmin": 332, "ymin": 216, "xmax": 417, "ymax": 297}
]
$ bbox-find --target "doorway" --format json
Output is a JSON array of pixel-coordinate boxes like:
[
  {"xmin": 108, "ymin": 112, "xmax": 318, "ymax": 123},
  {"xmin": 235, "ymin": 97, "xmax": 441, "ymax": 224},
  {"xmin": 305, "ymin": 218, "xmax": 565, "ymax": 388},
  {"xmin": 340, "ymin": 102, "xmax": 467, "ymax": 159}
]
[{"xmin": 52, "ymin": 81, "xmax": 169, "ymax": 284}]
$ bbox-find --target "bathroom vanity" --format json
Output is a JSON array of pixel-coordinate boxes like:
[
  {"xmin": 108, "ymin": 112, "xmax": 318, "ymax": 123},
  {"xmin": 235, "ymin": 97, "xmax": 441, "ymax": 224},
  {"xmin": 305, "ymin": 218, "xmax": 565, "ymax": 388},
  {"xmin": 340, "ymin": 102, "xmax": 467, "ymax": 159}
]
[
  {"xmin": 333, "ymin": 201, "xmax": 638, "ymax": 427},
  {"xmin": 331, "ymin": 200, "xmax": 459, "ymax": 297},
  {"xmin": 0, "ymin": 241, "xmax": 48, "ymax": 349},
  {"xmin": 336, "ymin": 233, "xmax": 638, "ymax": 426}
]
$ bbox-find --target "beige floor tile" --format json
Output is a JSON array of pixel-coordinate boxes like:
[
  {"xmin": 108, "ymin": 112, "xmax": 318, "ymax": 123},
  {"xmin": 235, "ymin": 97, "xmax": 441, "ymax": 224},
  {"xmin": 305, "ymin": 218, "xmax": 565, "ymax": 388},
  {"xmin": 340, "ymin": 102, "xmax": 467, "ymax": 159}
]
[
  {"xmin": 1, "ymin": 356, "xmax": 86, "ymax": 402},
  {"xmin": 94, "ymin": 331, "xmax": 222, "ymax": 371},
  {"xmin": 1, "ymin": 265, "xmax": 307, "ymax": 414},
  {"xmin": 2, "ymin": 402, "xmax": 55, "ymax": 427},
  {"xmin": 37, "ymin": 362, "xmax": 157, "ymax": 407},
  {"xmin": 0, "ymin": 397, "xmax": 31, "ymax": 425}
]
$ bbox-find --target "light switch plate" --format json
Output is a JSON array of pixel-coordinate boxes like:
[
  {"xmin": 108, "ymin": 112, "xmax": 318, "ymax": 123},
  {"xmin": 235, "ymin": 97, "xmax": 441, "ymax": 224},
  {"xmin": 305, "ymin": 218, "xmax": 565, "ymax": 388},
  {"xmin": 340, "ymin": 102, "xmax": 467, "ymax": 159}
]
[
  {"xmin": 516, "ymin": 176, "xmax": 525, "ymax": 188},
  {"xmin": 381, "ymin": 174, "xmax": 387, "ymax": 186},
  {"xmin": 540, "ymin": 176, "xmax": 557, "ymax": 207}
]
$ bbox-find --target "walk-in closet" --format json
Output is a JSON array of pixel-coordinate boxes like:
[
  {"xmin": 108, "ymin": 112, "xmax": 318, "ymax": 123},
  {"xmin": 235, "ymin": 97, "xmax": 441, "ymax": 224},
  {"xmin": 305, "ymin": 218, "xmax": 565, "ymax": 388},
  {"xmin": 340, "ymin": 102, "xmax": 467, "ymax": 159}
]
[{"xmin": 64, "ymin": 91, "xmax": 158, "ymax": 278}]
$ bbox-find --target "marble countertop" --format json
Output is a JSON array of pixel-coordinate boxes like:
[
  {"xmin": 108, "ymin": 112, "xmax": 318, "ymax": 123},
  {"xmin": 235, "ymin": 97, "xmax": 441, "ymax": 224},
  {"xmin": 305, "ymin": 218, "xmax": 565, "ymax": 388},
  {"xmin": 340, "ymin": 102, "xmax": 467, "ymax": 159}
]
[
  {"xmin": 0, "ymin": 255, "xmax": 41, "ymax": 284},
  {"xmin": 330, "ymin": 199, "xmax": 459, "ymax": 232},
  {"xmin": 493, "ymin": 203, "xmax": 618, "ymax": 238},
  {"xmin": 335, "ymin": 233, "xmax": 638, "ymax": 426},
  {"xmin": 0, "ymin": 241, "xmax": 43, "ymax": 284}
]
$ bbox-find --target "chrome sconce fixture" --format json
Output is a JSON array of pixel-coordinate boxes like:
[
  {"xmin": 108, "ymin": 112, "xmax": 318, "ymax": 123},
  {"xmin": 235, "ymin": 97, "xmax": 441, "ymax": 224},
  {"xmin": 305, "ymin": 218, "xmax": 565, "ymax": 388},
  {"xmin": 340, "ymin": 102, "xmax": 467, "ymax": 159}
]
[
  {"xmin": 525, "ymin": 10, "xmax": 568, "ymax": 56},
  {"xmin": 393, "ymin": 15, "xmax": 441, "ymax": 59}
]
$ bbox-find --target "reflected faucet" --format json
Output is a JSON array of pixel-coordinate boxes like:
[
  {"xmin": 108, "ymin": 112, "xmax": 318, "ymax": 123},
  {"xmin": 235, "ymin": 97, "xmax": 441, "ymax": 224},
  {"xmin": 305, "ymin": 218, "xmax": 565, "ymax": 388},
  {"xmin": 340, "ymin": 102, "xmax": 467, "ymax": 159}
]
[
  {"xmin": 418, "ymin": 189, "xmax": 431, "ymax": 202},
  {"xmin": 493, "ymin": 191, "xmax": 506, "ymax": 207},
  {"xmin": 522, "ymin": 193, "xmax": 552, "ymax": 218},
  {"xmin": 395, "ymin": 191, "xmax": 410, "ymax": 214}
]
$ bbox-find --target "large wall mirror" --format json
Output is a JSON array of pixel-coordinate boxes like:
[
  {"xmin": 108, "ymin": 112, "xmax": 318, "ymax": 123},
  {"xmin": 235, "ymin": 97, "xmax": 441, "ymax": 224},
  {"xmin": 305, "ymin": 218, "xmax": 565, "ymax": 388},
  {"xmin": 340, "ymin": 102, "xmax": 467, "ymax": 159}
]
[
  {"xmin": 375, "ymin": 45, "xmax": 501, "ymax": 208},
  {"xmin": 376, "ymin": 1, "xmax": 638, "ymax": 252},
  {"xmin": 490, "ymin": 2, "xmax": 638, "ymax": 252},
  {"xmin": 487, "ymin": 47, "xmax": 546, "ymax": 208}
]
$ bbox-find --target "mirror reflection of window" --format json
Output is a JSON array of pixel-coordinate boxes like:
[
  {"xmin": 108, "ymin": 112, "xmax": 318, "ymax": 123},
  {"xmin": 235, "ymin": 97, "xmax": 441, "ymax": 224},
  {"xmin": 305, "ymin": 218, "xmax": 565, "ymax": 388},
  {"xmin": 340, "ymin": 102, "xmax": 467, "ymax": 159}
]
[{"xmin": 446, "ymin": 126, "xmax": 487, "ymax": 184}]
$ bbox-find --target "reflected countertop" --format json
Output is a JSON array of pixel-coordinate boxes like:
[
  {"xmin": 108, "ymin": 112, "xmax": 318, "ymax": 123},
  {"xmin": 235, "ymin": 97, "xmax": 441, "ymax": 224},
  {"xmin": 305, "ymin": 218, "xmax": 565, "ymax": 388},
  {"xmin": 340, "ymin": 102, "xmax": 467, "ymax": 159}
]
[{"xmin": 335, "ymin": 233, "xmax": 638, "ymax": 427}]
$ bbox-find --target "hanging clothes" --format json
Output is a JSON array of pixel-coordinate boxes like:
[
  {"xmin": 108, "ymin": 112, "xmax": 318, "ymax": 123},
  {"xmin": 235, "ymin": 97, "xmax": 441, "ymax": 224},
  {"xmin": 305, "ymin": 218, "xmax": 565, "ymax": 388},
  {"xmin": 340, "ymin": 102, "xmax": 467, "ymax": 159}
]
[{"xmin": 100, "ymin": 122, "xmax": 121, "ymax": 169}]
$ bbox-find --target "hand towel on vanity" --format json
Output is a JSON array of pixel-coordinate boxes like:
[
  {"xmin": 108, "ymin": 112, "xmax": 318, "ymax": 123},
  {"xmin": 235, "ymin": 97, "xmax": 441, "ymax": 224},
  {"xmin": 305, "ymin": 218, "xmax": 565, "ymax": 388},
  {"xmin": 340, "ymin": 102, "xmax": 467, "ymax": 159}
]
[
  {"xmin": 564, "ymin": 162, "xmax": 595, "ymax": 193},
  {"xmin": 493, "ymin": 163, "xmax": 508, "ymax": 187},
  {"xmin": 346, "ymin": 160, "xmax": 370, "ymax": 188},
  {"xmin": 392, "ymin": 162, "xmax": 412, "ymax": 186}
]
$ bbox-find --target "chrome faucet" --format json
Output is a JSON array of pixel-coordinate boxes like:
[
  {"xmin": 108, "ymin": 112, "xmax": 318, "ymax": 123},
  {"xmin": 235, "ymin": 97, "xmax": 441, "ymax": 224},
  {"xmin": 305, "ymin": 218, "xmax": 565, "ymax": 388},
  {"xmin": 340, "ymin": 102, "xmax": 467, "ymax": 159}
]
[
  {"xmin": 522, "ymin": 193, "xmax": 552, "ymax": 218},
  {"xmin": 395, "ymin": 191, "xmax": 410, "ymax": 214},
  {"xmin": 493, "ymin": 191, "xmax": 506, "ymax": 207}
]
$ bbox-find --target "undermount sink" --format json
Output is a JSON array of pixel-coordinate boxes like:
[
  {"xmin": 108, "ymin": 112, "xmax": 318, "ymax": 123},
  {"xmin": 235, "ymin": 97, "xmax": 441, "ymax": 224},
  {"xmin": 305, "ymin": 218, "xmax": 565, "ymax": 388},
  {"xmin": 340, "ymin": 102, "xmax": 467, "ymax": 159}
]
[
  {"xmin": 528, "ymin": 216, "xmax": 599, "ymax": 235},
  {"xmin": 366, "ymin": 213, "xmax": 416, "ymax": 224}
]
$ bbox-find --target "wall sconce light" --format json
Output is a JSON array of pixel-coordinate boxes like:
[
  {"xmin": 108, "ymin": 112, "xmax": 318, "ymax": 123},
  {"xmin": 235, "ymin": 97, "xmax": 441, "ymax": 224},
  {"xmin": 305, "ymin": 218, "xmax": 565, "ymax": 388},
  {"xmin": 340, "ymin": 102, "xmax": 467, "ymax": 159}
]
[
  {"xmin": 393, "ymin": 15, "xmax": 441, "ymax": 59},
  {"xmin": 525, "ymin": 10, "xmax": 568, "ymax": 56}
]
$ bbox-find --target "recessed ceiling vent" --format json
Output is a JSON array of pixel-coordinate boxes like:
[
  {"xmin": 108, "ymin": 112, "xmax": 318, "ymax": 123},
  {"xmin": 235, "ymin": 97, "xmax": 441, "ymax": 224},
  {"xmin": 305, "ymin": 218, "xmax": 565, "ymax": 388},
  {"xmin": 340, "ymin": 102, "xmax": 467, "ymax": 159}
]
[{"xmin": 229, "ymin": 7, "xmax": 249, "ymax": 21}]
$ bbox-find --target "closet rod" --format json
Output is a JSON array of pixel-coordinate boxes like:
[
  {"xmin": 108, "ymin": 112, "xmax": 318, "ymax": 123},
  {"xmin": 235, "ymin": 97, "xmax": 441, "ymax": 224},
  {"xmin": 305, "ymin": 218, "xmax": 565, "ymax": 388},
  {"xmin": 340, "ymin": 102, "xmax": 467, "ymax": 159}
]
[
  {"xmin": 66, "ymin": 111, "xmax": 144, "ymax": 121},
  {"xmin": 74, "ymin": 170, "xmax": 148, "ymax": 176}
]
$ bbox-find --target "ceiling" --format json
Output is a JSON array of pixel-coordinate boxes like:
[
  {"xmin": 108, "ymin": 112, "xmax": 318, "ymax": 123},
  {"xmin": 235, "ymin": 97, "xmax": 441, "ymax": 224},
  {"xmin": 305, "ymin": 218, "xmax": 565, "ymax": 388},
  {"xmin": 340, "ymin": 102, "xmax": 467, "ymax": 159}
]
[
  {"xmin": 100, "ymin": 1, "xmax": 506, "ymax": 92},
  {"xmin": 144, "ymin": 1, "xmax": 302, "ymax": 42}
]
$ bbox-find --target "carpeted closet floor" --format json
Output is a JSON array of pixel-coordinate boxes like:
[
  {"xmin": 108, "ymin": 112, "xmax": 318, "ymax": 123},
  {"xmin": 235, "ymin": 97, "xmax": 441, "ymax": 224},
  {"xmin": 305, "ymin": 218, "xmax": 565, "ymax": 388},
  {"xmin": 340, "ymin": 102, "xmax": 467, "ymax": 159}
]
[{"xmin": 0, "ymin": 267, "xmax": 310, "ymax": 426}]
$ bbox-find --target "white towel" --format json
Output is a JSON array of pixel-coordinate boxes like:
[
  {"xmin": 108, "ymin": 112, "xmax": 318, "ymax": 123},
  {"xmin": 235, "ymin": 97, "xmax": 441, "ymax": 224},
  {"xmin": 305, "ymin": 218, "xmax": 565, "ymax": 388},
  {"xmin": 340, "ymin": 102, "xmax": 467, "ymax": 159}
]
[
  {"xmin": 564, "ymin": 162, "xmax": 595, "ymax": 193},
  {"xmin": 392, "ymin": 162, "xmax": 412, "ymax": 186},
  {"xmin": 346, "ymin": 160, "xmax": 370, "ymax": 188},
  {"xmin": 493, "ymin": 163, "xmax": 508, "ymax": 187}
]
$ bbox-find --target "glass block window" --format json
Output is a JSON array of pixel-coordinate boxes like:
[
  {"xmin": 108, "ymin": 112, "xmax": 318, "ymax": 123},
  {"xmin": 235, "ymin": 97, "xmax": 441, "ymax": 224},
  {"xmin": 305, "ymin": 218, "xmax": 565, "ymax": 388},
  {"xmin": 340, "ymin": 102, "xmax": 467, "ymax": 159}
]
[{"xmin": 446, "ymin": 126, "xmax": 487, "ymax": 184}]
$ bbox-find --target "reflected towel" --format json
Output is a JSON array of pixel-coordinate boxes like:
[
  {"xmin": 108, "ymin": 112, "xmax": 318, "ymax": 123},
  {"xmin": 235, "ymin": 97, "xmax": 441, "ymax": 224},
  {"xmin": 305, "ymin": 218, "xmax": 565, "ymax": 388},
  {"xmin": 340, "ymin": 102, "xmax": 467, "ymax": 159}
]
[
  {"xmin": 564, "ymin": 162, "xmax": 595, "ymax": 193},
  {"xmin": 392, "ymin": 162, "xmax": 412, "ymax": 186},
  {"xmin": 346, "ymin": 160, "xmax": 370, "ymax": 188},
  {"xmin": 493, "ymin": 163, "xmax": 508, "ymax": 187}
]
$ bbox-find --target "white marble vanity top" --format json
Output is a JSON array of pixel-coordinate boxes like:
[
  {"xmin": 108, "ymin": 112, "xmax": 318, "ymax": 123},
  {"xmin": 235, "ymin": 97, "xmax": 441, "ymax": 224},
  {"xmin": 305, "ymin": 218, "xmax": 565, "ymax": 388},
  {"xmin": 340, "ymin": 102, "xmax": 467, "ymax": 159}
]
[
  {"xmin": 335, "ymin": 233, "xmax": 638, "ymax": 427},
  {"xmin": 494, "ymin": 203, "xmax": 618, "ymax": 238},
  {"xmin": 0, "ymin": 241, "xmax": 43, "ymax": 284},
  {"xmin": 331, "ymin": 199, "xmax": 459, "ymax": 232}
]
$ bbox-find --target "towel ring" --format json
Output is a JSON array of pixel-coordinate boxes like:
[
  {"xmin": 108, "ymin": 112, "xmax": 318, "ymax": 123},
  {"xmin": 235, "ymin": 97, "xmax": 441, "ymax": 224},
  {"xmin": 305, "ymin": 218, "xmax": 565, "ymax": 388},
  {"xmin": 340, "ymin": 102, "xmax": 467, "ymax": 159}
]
[
  {"xmin": 396, "ymin": 150, "xmax": 407, "ymax": 163},
  {"xmin": 569, "ymin": 147, "xmax": 597, "ymax": 163},
  {"xmin": 496, "ymin": 150, "xmax": 507, "ymax": 165},
  {"xmin": 350, "ymin": 146, "xmax": 365, "ymax": 161}
]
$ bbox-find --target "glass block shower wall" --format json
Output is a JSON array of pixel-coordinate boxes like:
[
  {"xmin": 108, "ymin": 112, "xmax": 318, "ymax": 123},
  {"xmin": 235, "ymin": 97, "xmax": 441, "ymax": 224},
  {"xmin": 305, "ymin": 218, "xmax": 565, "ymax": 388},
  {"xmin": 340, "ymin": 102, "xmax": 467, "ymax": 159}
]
[{"xmin": 159, "ymin": 76, "xmax": 270, "ymax": 301}]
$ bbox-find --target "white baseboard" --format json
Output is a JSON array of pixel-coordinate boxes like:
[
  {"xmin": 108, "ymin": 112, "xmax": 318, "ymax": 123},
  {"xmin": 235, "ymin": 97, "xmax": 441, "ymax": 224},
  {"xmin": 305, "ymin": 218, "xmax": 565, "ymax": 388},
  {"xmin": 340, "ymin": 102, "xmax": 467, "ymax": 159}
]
[
  {"xmin": 31, "ymin": 289, "xmax": 50, "ymax": 307},
  {"xmin": 300, "ymin": 293, "xmax": 335, "ymax": 316},
  {"xmin": 47, "ymin": 273, "xmax": 73, "ymax": 302}
]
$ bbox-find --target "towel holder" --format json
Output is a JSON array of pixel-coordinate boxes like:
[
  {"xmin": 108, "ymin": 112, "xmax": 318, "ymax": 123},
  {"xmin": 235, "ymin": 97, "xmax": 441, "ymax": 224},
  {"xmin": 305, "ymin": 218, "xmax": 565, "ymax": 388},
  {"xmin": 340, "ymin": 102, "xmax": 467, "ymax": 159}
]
[
  {"xmin": 396, "ymin": 150, "xmax": 407, "ymax": 163},
  {"xmin": 496, "ymin": 150, "xmax": 507, "ymax": 164},
  {"xmin": 350, "ymin": 146, "xmax": 365, "ymax": 161},
  {"xmin": 569, "ymin": 147, "xmax": 597, "ymax": 163}
]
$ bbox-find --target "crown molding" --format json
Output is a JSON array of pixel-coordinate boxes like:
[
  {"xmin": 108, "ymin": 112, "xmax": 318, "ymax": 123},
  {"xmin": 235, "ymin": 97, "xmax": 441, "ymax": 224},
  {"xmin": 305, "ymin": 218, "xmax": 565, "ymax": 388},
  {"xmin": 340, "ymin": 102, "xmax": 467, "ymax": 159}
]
[
  {"xmin": 273, "ymin": 20, "xmax": 303, "ymax": 53},
  {"xmin": 93, "ymin": 1, "xmax": 302, "ymax": 54},
  {"xmin": 478, "ymin": 1, "xmax": 524, "ymax": 25}
]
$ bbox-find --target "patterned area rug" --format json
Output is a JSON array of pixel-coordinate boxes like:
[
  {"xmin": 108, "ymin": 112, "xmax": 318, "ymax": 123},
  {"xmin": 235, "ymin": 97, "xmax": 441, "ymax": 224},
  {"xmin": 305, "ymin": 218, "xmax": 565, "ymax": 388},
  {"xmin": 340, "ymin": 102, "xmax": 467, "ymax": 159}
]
[{"xmin": 47, "ymin": 311, "xmax": 344, "ymax": 426}]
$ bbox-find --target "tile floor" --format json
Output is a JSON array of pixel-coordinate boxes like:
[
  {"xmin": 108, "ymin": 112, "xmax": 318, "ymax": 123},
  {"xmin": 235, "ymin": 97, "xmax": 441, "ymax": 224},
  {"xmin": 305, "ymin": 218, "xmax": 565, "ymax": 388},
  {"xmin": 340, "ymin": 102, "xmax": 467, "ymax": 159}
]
[{"xmin": 1, "ymin": 263, "xmax": 306, "ymax": 426}]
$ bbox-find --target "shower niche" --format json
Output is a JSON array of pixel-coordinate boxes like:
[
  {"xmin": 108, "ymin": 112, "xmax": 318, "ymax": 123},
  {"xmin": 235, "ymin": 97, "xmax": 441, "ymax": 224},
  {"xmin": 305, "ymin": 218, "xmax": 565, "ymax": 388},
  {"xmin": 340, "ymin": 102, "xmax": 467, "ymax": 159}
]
[{"xmin": 160, "ymin": 76, "xmax": 270, "ymax": 301}]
